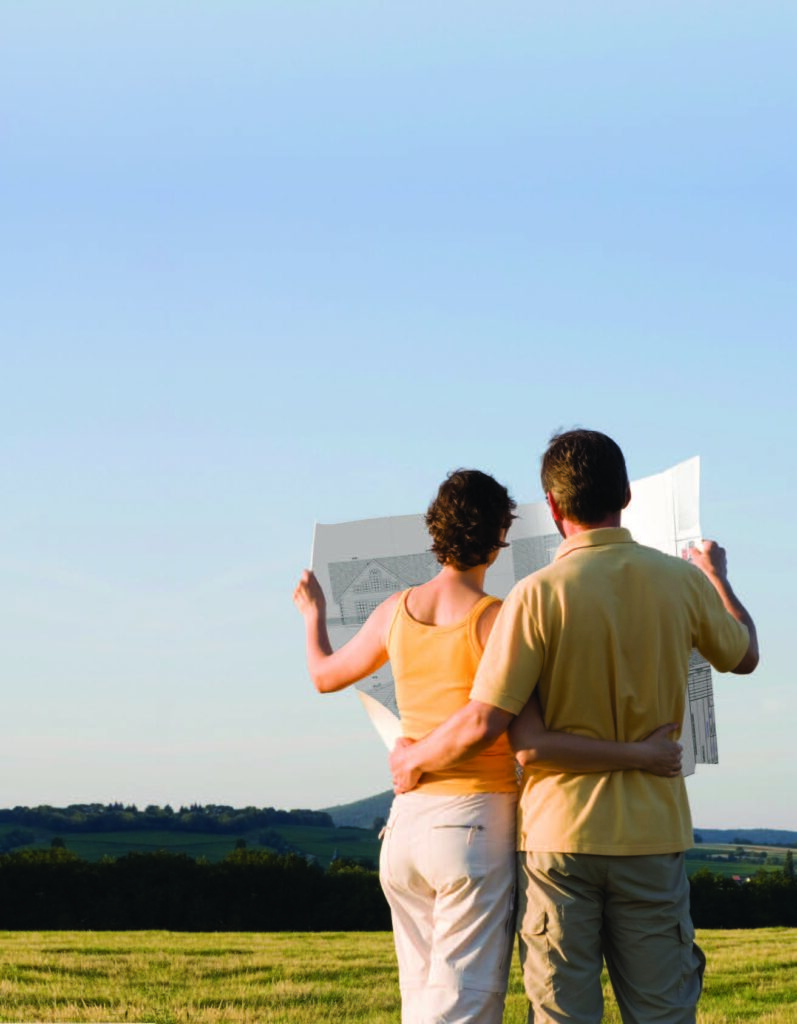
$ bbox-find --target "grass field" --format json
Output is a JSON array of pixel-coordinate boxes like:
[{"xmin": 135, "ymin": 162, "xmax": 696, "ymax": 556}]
[
  {"xmin": 0, "ymin": 825, "xmax": 382, "ymax": 867},
  {"xmin": 684, "ymin": 845, "xmax": 792, "ymax": 880},
  {"xmin": 0, "ymin": 929, "xmax": 795, "ymax": 1023}
]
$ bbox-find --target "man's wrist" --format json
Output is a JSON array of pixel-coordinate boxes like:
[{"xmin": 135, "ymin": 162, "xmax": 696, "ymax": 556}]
[
  {"xmin": 628, "ymin": 742, "xmax": 647, "ymax": 771},
  {"xmin": 701, "ymin": 568, "xmax": 729, "ymax": 589},
  {"xmin": 402, "ymin": 742, "xmax": 422, "ymax": 774}
]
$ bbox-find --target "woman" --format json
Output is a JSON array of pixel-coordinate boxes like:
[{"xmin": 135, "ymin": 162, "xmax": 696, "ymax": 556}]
[{"xmin": 294, "ymin": 469, "xmax": 681, "ymax": 1024}]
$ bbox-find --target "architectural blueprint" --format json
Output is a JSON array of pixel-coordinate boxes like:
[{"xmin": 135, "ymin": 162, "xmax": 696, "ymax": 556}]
[{"xmin": 310, "ymin": 456, "xmax": 715, "ymax": 776}]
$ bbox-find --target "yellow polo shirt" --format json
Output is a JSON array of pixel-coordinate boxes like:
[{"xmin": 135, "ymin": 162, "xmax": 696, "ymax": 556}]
[{"xmin": 470, "ymin": 528, "xmax": 750, "ymax": 855}]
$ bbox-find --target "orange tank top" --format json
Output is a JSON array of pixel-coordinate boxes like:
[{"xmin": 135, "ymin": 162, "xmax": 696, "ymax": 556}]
[{"xmin": 386, "ymin": 589, "xmax": 518, "ymax": 794}]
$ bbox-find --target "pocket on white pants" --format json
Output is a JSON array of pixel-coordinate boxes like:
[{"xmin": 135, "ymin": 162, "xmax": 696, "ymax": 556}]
[{"xmin": 430, "ymin": 822, "xmax": 497, "ymax": 884}]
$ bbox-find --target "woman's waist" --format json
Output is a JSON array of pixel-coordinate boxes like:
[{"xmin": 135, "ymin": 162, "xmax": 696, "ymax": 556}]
[{"xmin": 415, "ymin": 754, "xmax": 519, "ymax": 794}]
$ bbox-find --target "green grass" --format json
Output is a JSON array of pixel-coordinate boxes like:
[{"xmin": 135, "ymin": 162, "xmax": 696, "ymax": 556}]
[
  {"xmin": 0, "ymin": 929, "xmax": 795, "ymax": 1023},
  {"xmin": 267, "ymin": 825, "xmax": 380, "ymax": 866},
  {"xmin": 32, "ymin": 831, "xmax": 244, "ymax": 862}
]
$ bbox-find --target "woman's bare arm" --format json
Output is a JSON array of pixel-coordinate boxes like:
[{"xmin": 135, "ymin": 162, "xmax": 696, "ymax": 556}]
[
  {"xmin": 293, "ymin": 570, "xmax": 396, "ymax": 692},
  {"xmin": 508, "ymin": 693, "xmax": 682, "ymax": 776}
]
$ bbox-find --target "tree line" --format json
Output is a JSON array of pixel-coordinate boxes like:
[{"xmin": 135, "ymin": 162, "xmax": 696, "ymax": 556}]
[
  {"xmin": 690, "ymin": 863, "xmax": 797, "ymax": 928},
  {"xmin": 0, "ymin": 848, "xmax": 389, "ymax": 930},
  {"xmin": 0, "ymin": 803, "xmax": 333, "ymax": 834},
  {"xmin": 0, "ymin": 847, "xmax": 795, "ymax": 931}
]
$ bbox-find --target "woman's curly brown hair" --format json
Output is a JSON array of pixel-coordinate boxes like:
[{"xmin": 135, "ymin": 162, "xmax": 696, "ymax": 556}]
[{"xmin": 425, "ymin": 469, "xmax": 517, "ymax": 569}]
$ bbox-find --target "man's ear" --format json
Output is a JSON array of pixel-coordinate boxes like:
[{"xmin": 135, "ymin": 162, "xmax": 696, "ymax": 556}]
[
  {"xmin": 622, "ymin": 485, "xmax": 632, "ymax": 510},
  {"xmin": 546, "ymin": 492, "xmax": 564, "ymax": 522}
]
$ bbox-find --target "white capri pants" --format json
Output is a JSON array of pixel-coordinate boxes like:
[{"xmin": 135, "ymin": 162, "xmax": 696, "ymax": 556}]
[{"xmin": 379, "ymin": 790, "xmax": 517, "ymax": 1024}]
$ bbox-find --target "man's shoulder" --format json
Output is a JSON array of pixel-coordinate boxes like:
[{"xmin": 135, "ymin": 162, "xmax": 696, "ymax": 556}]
[
  {"xmin": 627, "ymin": 541, "xmax": 703, "ymax": 576},
  {"xmin": 536, "ymin": 538, "xmax": 702, "ymax": 589}
]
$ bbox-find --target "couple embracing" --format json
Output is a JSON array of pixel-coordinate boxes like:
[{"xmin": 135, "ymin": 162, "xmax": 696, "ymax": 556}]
[{"xmin": 294, "ymin": 429, "xmax": 758, "ymax": 1024}]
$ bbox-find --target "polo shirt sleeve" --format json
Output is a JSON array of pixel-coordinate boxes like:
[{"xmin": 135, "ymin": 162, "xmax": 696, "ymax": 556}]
[
  {"xmin": 694, "ymin": 571, "xmax": 750, "ymax": 672},
  {"xmin": 470, "ymin": 583, "xmax": 543, "ymax": 715}
]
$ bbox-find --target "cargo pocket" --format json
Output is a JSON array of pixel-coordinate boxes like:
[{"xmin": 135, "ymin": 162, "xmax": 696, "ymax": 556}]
[
  {"xmin": 517, "ymin": 904, "xmax": 552, "ymax": 1007},
  {"xmin": 519, "ymin": 901, "xmax": 546, "ymax": 937},
  {"xmin": 678, "ymin": 916, "xmax": 706, "ymax": 999}
]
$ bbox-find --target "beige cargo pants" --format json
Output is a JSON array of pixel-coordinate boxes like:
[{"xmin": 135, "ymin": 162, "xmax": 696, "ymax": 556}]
[{"xmin": 517, "ymin": 850, "xmax": 705, "ymax": 1024}]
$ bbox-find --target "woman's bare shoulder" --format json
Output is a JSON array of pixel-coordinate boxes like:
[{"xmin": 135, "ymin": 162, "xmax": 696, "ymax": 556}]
[{"xmin": 476, "ymin": 597, "xmax": 503, "ymax": 646}]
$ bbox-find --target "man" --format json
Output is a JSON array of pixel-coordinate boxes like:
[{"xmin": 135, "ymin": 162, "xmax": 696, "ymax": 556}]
[{"xmin": 390, "ymin": 429, "xmax": 758, "ymax": 1023}]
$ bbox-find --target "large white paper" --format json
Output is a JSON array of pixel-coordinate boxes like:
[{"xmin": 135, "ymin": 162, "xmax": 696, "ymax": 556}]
[
  {"xmin": 310, "ymin": 457, "xmax": 715, "ymax": 776},
  {"xmin": 357, "ymin": 690, "xmax": 402, "ymax": 751}
]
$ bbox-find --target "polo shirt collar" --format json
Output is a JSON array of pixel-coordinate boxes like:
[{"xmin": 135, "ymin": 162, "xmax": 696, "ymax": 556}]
[{"xmin": 554, "ymin": 527, "xmax": 634, "ymax": 561}]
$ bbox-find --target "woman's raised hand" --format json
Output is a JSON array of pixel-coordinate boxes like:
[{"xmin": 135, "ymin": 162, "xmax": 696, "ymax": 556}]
[{"xmin": 293, "ymin": 569, "xmax": 326, "ymax": 617}]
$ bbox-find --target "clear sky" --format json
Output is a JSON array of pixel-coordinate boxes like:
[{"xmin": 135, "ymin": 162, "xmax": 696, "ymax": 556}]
[{"xmin": 2, "ymin": 2, "xmax": 794, "ymax": 829}]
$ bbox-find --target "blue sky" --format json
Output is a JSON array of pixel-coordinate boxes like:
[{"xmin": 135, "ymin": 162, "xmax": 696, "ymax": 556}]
[{"xmin": 2, "ymin": 2, "xmax": 794, "ymax": 828}]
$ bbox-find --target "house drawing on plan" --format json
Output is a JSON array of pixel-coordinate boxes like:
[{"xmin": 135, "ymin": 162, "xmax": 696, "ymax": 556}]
[
  {"xmin": 327, "ymin": 552, "xmax": 440, "ymax": 627},
  {"xmin": 511, "ymin": 532, "xmax": 561, "ymax": 581}
]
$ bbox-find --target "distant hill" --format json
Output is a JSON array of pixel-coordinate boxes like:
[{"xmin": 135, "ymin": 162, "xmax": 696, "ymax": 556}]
[
  {"xmin": 323, "ymin": 791, "xmax": 393, "ymax": 829},
  {"xmin": 694, "ymin": 828, "xmax": 797, "ymax": 847},
  {"xmin": 323, "ymin": 794, "xmax": 797, "ymax": 848}
]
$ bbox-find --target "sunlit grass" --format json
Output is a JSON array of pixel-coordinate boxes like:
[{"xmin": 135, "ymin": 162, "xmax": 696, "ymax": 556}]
[{"xmin": 0, "ymin": 929, "xmax": 795, "ymax": 1023}]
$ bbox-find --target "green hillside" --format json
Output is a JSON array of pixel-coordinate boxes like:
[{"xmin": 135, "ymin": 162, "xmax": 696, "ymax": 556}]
[
  {"xmin": 0, "ymin": 821, "xmax": 381, "ymax": 868},
  {"xmin": 1, "ymin": 803, "xmax": 793, "ymax": 877},
  {"xmin": 322, "ymin": 791, "xmax": 393, "ymax": 829}
]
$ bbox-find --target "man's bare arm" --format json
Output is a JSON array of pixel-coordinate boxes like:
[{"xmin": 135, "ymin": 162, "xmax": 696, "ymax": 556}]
[
  {"xmin": 689, "ymin": 540, "xmax": 759, "ymax": 674},
  {"xmin": 389, "ymin": 700, "xmax": 514, "ymax": 793}
]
